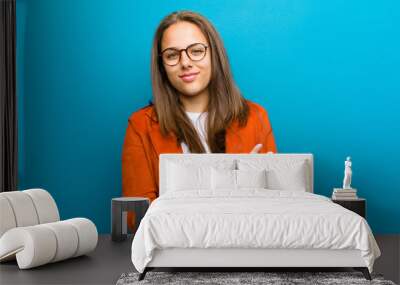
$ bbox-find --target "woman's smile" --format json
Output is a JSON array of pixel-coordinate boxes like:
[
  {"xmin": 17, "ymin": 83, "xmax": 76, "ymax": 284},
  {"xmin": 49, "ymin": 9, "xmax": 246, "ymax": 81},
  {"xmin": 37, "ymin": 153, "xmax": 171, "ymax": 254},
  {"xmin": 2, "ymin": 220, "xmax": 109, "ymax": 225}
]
[{"xmin": 179, "ymin": 72, "xmax": 199, "ymax": 83}]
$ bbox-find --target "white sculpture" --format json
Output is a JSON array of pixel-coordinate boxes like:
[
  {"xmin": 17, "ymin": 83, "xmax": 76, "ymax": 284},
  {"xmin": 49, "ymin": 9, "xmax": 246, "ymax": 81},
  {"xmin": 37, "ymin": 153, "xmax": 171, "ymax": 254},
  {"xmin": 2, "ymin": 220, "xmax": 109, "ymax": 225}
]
[{"xmin": 342, "ymin": 156, "xmax": 352, "ymax": 189}]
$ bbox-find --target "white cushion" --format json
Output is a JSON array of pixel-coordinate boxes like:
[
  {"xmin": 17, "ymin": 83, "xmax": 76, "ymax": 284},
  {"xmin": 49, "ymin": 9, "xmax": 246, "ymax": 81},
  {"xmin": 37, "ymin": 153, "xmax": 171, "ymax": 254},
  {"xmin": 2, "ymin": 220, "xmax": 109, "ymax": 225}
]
[
  {"xmin": 0, "ymin": 218, "xmax": 97, "ymax": 269},
  {"xmin": 238, "ymin": 158, "xmax": 309, "ymax": 191},
  {"xmin": 66, "ymin": 218, "xmax": 98, "ymax": 257},
  {"xmin": 211, "ymin": 168, "xmax": 268, "ymax": 190},
  {"xmin": 0, "ymin": 225, "xmax": 57, "ymax": 268},
  {"xmin": 167, "ymin": 161, "xmax": 212, "ymax": 191},
  {"xmin": 0, "ymin": 196, "xmax": 17, "ymax": 237},
  {"xmin": 237, "ymin": 169, "xmax": 267, "ymax": 188},
  {"xmin": 265, "ymin": 162, "xmax": 308, "ymax": 191},
  {"xmin": 0, "ymin": 189, "xmax": 59, "ymax": 236},
  {"xmin": 23, "ymin": 189, "xmax": 60, "ymax": 224},
  {"xmin": 0, "ymin": 191, "xmax": 39, "ymax": 227},
  {"xmin": 42, "ymin": 221, "xmax": 79, "ymax": 262},
  {"xmin": 160, "ymin": 154, "xmax": 313, "ymax": 195},
  {"xmin": 161, "ymin": 156, "xmax": 236, "ymax": 195},
  {"xmin": 211, "ymin": 168, "xmax": 236, "ymax": 190}
]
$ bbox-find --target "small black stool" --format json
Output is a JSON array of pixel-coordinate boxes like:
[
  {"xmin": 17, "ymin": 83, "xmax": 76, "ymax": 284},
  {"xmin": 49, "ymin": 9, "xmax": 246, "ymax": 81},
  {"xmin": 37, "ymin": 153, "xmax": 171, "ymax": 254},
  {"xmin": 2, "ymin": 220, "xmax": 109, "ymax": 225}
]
[{"xmin": 111, "ymin": 197, "xmax": 149, "ymax": 242}]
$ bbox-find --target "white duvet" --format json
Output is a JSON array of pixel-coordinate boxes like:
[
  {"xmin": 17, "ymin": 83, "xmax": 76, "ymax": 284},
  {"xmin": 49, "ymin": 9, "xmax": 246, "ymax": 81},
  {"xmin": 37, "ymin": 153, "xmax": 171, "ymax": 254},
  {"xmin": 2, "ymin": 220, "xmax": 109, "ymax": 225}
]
[{"xmin": 131, "ymin": 189, "xmax": 380, "ymax": 273}]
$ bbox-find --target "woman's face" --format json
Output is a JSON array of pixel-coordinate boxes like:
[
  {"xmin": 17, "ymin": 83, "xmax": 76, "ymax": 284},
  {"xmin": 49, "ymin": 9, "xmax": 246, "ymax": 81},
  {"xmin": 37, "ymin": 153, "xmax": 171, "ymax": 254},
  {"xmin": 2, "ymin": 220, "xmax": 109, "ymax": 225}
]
[{"xmin": 161, "ymin": 21, "xmax": 212, "ymax": 98}]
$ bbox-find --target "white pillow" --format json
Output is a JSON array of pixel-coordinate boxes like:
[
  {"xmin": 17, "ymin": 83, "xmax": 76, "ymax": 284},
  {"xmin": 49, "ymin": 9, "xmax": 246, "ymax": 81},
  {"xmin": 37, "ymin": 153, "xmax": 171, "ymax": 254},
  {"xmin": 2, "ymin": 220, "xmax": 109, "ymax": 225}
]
[
  {"xmin": 265, "ymin": 163, "xmax": 307, "ymax": 191},
  {"xmin": 167, "ymin": 161, "xmax": 212, "ymax": 191},
  {"xmin": 237, "ymin": 159, "xmax": 309, "ymax": 191},
  {"xmin": 237, "ymin": 169, "xmax": 267, "ymax": 188},
  {"xmin": 211, "ymin": 168, "xmax": 236, "ymax": 190},
  {"xmin": 211, "ymin": 168, "xmax": 268, "ymax": 190}
]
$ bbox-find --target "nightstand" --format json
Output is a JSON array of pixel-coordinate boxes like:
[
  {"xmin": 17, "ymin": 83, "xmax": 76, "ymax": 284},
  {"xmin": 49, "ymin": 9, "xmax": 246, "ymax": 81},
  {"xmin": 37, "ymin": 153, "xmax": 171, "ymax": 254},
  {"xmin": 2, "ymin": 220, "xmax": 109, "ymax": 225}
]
[
  {"xmin": 111, "ymin": 197, "xmax": 149, "ymax": 242},
  {"xmin": 332, "ymin": 198, "xmax": 366, "ymax": 218}
]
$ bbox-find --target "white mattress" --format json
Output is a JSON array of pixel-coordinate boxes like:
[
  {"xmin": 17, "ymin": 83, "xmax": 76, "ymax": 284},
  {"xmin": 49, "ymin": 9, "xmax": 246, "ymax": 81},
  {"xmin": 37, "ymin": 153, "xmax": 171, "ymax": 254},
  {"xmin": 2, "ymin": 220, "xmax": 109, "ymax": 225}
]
[{"xmin": 131, "ymin": 190, "xmax": 380, "ymax": 273}]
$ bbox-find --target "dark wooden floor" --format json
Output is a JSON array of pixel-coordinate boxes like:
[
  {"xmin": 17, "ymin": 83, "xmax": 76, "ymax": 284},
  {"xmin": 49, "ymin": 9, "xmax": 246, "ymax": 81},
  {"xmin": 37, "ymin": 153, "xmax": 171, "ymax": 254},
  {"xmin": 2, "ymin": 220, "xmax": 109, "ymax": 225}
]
[
  {"xmin": 0, "ymin": 235, "xmax": 134, "ymax": 285},
  {"xmin": 374, "ymin": 235, "xmax": 400, "ymax": 284},
  {"xmin": 0, "ymin": 234, "xmax": 399, "ymax": 285}
]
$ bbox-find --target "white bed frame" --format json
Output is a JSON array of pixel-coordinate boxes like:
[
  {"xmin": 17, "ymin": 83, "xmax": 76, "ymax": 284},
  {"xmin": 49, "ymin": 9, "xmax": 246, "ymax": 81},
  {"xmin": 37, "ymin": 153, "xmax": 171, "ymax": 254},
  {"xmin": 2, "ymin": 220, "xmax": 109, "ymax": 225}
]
[{"xmin": 140, "ymin": 154, "xmax": 370, "ymax": 280}]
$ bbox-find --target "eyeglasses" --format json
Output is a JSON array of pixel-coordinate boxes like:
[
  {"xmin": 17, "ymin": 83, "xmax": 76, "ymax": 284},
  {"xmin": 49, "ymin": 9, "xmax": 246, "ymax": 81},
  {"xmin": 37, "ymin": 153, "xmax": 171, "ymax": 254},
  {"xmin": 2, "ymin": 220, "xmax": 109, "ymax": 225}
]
[{"xmin": 160, "ymin": 43, "xmax": 208, "ymax": 66}]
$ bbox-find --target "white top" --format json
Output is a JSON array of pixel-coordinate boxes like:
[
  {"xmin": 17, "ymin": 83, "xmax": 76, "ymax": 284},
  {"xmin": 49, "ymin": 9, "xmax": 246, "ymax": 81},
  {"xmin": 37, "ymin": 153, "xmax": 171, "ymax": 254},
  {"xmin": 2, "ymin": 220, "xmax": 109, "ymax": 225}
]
[{"xmin": 181, "ymin": 111, "xmax": 211, "ymax": 153}]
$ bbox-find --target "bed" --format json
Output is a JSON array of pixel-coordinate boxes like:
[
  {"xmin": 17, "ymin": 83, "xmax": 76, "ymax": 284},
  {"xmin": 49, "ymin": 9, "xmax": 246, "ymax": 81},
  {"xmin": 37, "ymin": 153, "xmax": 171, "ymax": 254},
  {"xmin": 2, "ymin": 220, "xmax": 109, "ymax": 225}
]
[{"xmin": 130, "ymin": 153, "xmax": 381, "ymax": 281}]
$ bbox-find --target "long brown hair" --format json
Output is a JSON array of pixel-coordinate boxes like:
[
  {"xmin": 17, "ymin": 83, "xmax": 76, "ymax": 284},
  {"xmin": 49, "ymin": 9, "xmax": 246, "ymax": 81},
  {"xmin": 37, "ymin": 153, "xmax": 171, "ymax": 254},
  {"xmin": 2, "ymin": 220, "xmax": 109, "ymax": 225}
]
[{"xmin": 151, "ymin": 10, "xmax": 249, "ymax": 153}]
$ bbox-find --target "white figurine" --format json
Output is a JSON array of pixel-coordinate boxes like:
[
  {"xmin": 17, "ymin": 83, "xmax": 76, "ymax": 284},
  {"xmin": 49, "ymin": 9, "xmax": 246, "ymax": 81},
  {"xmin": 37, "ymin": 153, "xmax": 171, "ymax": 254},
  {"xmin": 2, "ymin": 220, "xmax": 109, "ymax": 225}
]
[{"xmin": 342, "ymin": 156, "xmax": 352, "ymax": 189}]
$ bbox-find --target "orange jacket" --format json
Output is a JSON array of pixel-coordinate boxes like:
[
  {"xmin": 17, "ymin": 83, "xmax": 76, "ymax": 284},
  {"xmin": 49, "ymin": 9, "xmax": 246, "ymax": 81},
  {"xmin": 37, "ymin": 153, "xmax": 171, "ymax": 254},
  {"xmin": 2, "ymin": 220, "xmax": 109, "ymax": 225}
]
[{"xmin": 121, "ymin": 100, "xmax": 277, "ymax": 229}]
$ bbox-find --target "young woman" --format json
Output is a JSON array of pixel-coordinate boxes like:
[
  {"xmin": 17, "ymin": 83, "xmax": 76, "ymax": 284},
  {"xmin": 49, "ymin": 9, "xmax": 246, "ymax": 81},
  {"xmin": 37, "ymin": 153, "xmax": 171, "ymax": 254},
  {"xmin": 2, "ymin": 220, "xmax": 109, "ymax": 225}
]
[{"xmin": 122, "ymin": 10, "xmax": 277, "ymax": 229}]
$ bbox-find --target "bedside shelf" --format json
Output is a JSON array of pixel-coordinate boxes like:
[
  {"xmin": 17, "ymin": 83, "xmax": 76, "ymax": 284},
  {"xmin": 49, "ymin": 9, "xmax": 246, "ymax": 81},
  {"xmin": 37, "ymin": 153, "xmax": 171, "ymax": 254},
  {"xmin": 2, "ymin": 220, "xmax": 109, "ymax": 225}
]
[{"xmin": 331, "ymin": 198, "xmax": 366, "ymax": 219}]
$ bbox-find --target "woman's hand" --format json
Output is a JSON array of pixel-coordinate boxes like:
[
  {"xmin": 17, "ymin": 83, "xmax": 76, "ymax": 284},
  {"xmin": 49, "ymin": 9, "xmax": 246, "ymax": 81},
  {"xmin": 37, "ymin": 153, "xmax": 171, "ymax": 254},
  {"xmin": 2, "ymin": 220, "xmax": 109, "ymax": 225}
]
[{"xmin": 250, "ymin": 144, "xmax": 263, "ymax": 153}]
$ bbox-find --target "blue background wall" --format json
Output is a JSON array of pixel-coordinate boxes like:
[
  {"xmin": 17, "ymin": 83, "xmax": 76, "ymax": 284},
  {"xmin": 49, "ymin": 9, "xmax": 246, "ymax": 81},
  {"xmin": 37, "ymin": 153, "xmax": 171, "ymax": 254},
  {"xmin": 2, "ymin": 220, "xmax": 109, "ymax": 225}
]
[{"xmin": 16, "ymin": 0, "xmax": 400, "ymax": 234}]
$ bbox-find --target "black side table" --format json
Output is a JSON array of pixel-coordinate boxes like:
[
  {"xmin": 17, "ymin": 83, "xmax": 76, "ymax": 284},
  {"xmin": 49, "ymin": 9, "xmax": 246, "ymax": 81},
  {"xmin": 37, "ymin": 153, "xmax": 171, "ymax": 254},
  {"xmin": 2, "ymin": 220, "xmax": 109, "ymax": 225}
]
[
  {"xmin": 111, "ymin": 197, "xmax": 149, "ymax": 242},
  {"xmin": 332, "ymin": 198, "xmax": 366, "ymax": 219}
]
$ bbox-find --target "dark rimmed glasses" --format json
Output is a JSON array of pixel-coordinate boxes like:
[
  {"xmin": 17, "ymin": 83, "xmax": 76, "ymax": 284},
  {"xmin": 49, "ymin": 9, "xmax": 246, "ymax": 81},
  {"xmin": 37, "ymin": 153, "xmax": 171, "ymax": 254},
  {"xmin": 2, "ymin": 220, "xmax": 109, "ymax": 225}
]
[{"xmin": 160, "ymin": 43, "xmax": 208, "ymax": 66}]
